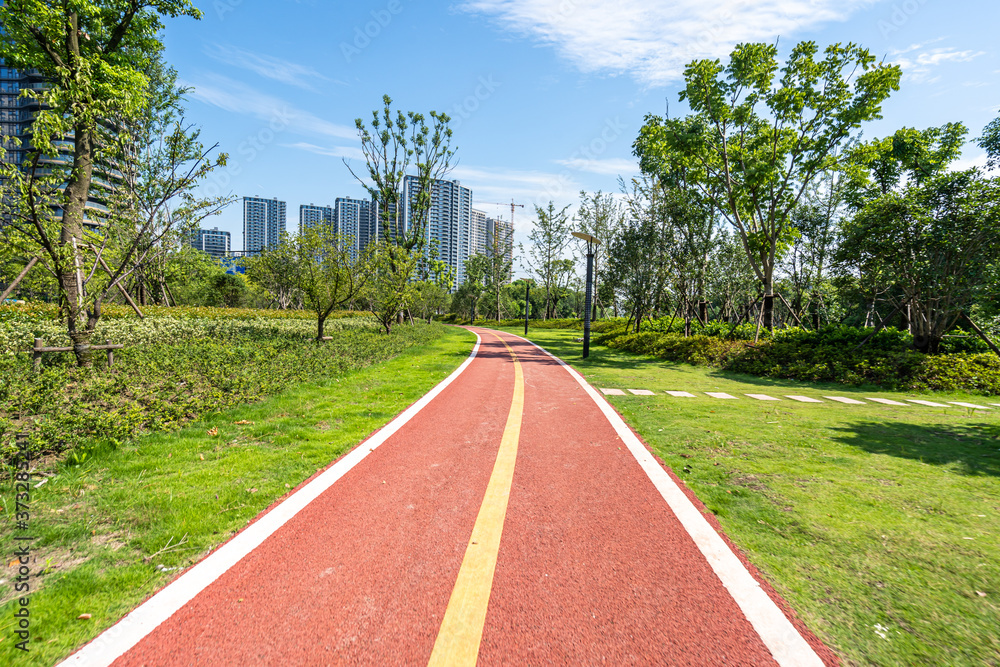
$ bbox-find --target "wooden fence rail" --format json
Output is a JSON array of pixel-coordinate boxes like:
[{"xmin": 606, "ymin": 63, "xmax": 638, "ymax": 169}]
[{"xmin": 33, "ymin": 338, "xmax": 125, "ymax": 371}]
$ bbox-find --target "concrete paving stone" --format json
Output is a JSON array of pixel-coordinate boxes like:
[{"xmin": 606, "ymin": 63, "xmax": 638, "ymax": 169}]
[
  {"xmin": 949, "ymin": 402, "xmax": 992, "ymax": 410},
  {"xmin": 866, "ymin": 398, "xmax": 909, "ymax": 406},
  {"xmin": 665, "ymin": 391, "xmax": 697, "ymax": 398},
  {"xmin": 785, "ymin": 395, "xmax": 824, "ymax": 403},
  {"xmin": 907, "ymin": 400, "xmax": 950, "ymax": 407},
  {"xmin": 745, "ymin": 394, "xmax": 780, "ymax": 401},
  {"xmin": 824, "ymin": 396, "xmax": 866, "ymax": 405},
  {"xmin": 628, "ymin": 389, "xmax": 657, "ymax": 396},
  {"xmin": 705, "ymin": 392, "xmax": 738, "ymax": 399},
  {"xmin": 600, "ymin": 388, "xmax": 626, "ymax": 396}
]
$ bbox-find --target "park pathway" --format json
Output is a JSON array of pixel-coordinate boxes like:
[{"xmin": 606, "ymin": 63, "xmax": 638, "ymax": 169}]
[{"xmin": 61, "ymin": 328, "xmax": 837, "ymax": 666}]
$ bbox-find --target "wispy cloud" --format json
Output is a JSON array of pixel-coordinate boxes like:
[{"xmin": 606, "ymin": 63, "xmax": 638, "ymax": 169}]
[
  {"xmin": 183, "ymin": 74, "xmax": 357, "ymax": 140},
  {"xmin": 460, "ymin": 0, "xmax": 873, "ymax": 86},
  {"xmin": 204, "ymin": 43, "xmax": 338, "ymax": 90},
  {"xmin": 554, "ymin": 156, "xmax": 637, "ymax": 176},
  {"xmin": 284, "ymin": 142, "xmax": 365, "ymax": 161},
  {"xmin": 452, "ymin": 165, "xmax": 585, "ymax": 225},
  {"xmin": 890, "ymin": 42, "xmax": 986, "ymax": 84}
]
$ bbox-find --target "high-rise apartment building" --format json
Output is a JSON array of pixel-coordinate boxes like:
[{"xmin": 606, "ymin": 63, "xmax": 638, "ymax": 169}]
[
  {"xmin": 299, "ymin": 204, "xmax": 334, "ymax": 234},
  {"xmin": 243, "ymin": 196, "xmax": 286, "ymax": 254},
  {"xmin": 189, "ymin": 226, "xmax": 231, "ymax": 258},
  {"xmin": 1, "ymin": 61, "xmax": 112, "ymax": 228},
  {"xmin": 334, "ymin": 197, "xmax": 379, "ymax": 259},
  {"xmin": 401, "ymin": 176, "xmax": 473, "ymax": 285}
]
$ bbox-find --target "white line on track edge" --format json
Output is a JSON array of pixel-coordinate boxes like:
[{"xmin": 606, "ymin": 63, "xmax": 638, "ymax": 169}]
[
  {"xmin": 59, "ymin": 332, "xmax": 484, "ymax": 667},
  {"xmin": 501, "ymin": 331, "xmax": 825, "ymax": 667}
]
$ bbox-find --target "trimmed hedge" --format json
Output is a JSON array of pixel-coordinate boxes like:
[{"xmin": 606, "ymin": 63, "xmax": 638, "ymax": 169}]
[{"xmin": 595, "ymin": 322, "xmax": 1000, "ymax": 395}]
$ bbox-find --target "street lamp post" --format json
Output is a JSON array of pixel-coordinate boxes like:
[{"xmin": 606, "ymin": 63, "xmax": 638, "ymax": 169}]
[
  {"xmin": 524, "ymin": 279, "xmax": 530, "ymax": 336},
  {"xmin": 572, "ymin": 232, "xmax": 600, "ymax": 359}
]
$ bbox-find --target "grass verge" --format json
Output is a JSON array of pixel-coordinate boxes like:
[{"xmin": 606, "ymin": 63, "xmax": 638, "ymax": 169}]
[
  {"xmin": 0, "ymin": 325, "xmax": 476, "ymax": 665},
  {"xmin": 501, "ymin": 326, "xmax": 999, "ymax": 666}
]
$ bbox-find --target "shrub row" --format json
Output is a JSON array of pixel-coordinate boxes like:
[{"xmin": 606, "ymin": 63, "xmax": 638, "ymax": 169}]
[
  {"xmin": 1, "ymin": 311, "xmax": 445, "ymax": 463},
  {"xmin": 595, "ymin": 322, "xmax": 1000, "ymax": 395}
]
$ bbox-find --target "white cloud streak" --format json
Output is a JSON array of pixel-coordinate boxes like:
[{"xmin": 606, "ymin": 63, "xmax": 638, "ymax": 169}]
[
  {"xmin": 204, "ymin": 43, "xmax": 337, "ymax": 90},
  {"xmin": 183, "ymin": 74, "xmax": 357, "ymax": 140},
  {"xmin": 890, "ymin": 43, "xmax": 986, "ymax": 84},
  {"xmin": 460, "ymin": 0, "xmax": 874, "ymax": 86}
]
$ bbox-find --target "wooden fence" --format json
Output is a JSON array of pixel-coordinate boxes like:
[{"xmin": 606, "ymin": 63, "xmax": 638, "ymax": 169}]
[{"xmin": 33, "ymin": 338, "xmax": 125, "ymax": 371}]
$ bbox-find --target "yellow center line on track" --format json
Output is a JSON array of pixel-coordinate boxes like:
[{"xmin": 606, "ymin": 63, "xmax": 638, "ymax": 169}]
[{"xmin": 428, "ymin": 333, "xmax": 524, "ymax": 667}]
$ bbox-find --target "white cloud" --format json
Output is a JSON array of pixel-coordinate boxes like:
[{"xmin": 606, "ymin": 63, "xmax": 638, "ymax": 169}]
[
  {"xmin": 284, "ymin": 142, "xmax": 365, "ymax": 161},
  {"xmin": 204, "ymin": 43, "xmax": 338, "ymax": 90},
  {"xmin": 890, "ymin": 43, "xmax": 986, "ymax": 84},
  {"xmin": 554, "ymin": 156, "xmax": 638, "ymax": 176},
  {"xmin": 460, "ymin": 0, "xmax": 873, "ymax": 86},
  {"xmin": 950, "ymin": 152, "xmax": 988, "ymax": 172},
  {"xmin": 451, "ymin": 165, "xmax": 585, "ymax": 226},
  {"xmin": 183, "ymin": 74, "xmax": 357, "ymax": 140}
]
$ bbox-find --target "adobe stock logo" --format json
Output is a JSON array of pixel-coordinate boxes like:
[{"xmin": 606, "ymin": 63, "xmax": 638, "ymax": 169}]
[{"xmin": 341, "ymin": 0, "xmax": 404, "ymax": 63}]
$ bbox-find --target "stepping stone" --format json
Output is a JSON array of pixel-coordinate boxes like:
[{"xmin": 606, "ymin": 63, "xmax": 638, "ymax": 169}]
[
  {"xmin": 745, "ymin": 394, "xmax": 780, "ymax": 401},
  {"xmin": 866, "ymin": 398, "xmax": 909, "ymax": 406},
  {"xmin": 628, "ymin": 389, "xmax": 656, "ymax": 396},
  {"xmin": 665, "ymin": 391, "xmax": 696, "ymax": 398},
  {"xmin": 824, "ymin": 396, "xmax": 866, "ymax": 405},
  {"xmin": 600, "ymin": 388, "xmax": 625, "ymax": 396},
  {"xmin": 949, "ymin": 402, "xmax": 992, "ymax": 410},
  {"xmin": 785, "ymin": 395, "xmax": 824, "ymax": 403},
  {"xmin": 991, "ymin": 403, "xmax": 1000, "ymax": 407},
  {"xmin": 907, "ymin": 399, "xmax": 950, "ymax": 408},
  {"xmin": 705, "ymin": 392, "xmax": 737, "ymax": 399}
]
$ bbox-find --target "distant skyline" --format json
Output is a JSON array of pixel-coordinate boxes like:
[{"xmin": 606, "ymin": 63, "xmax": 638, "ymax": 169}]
[{"xmin": 163, "ymin": 1, "xmax": 998, "ymax": 266}]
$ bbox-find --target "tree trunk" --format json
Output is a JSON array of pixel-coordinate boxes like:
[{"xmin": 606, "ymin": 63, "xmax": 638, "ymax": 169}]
[
  {"xmin": 61, "ymin": 123, "xmax": 96, "ymax": 367},
  {"xmin": 317, "ymin": 315, "xmax": 326, "ymax": 341},
  {"xmin": 698, "ymin": 301, "xmax": 708, "ymax": 326}
]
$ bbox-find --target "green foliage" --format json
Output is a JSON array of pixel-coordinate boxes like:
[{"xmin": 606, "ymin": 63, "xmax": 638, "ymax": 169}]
[
  {"xmin": 839, "ymin": 124, "xmax": 1000, "ymax": 353},
  {"xmin": 596, "ymin": 322, "xmax": 1000, "ymax": 395},
  {"xmin": 365, "ymin": 241, "xmax": 418, "ymax": 334},
  {"xmin": 347, "ymin": 94, "xmax": 455, "ymax": 252},
  {"xmin": 0, "ymin": 307, "xmax": 436, "ymax": 463},
  {"xmin": 634, "ymin": 40, "xmax": 901, "ymax": 320},
  {"xmin": 978, "ymin": 113, "xmax": 1000, "ymax": 171}
]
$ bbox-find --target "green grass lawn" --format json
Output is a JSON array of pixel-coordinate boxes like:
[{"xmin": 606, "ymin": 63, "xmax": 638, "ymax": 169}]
[
  {"xmin": 502, "ymin": 326, "xmax": 1000, "ymax": 667},
  {"xmin": 0, "ymin": 326, "xmax": 477, "ymax": 666}
]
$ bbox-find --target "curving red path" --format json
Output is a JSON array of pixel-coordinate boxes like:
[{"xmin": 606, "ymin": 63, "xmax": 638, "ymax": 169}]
[{"xmin": 62, "ymin": 328, "xmax": 837, "ymax": 666}]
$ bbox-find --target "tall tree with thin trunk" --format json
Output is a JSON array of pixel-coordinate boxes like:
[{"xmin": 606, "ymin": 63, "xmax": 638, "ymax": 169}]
[
  {"xmin": 575, "ymin": 190, "xmax": 623, "ymax": 318},
  {"xmin": 525, "ymin": 201, "xmax": 572, "ymax": 320},
  {"xmin": 634, "ymin": 40, "xmax": 900, "ymax": 332},
  {"xmin": 0, "ymin": 1, "xmax": 203, "ymax": 363}
]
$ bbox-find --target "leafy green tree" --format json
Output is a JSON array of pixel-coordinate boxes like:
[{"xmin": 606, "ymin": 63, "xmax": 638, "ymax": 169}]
[
  {"xmin": 244, "ymin": 235, "xmax": 303, "ymax": 310},
  {"xmin": 978, "ymin": 114, "xmax": 1000, "ymax": 171},
  {"xmin": 783, "ymin": 167, "xmax": 847, "ymax": 328},
  {"xmin": 525, "ymin": 201, "xmax": 573, "ymax": 319},
  {"xmin": 634, "ymin": 41, "xmax": 901, "ymax": 331},
  {"xmin": 347, "ymin": 95, "xmax": 455, "ymax": 251},
  {"xmin": 838, "ymin": 124, "xmax": 1000, "ymax": 353},
  {"xmin": 295, "ymin": 225, "xmax": 373, "ymax": 341},
  {"xmin": 0, "ymin": 0, "xmax": 204, "ymax": 365},
  {"xmin": 607, "ymin": 176, "xmax": 673, "ymax": 332},
  {"xmin": 462, "ymin": 254, "xmax": 489, "ymax": 322},
  {"xmin": 366, "ymin": 241, "xmax": 418, "ymax": 334},
  {"xmin": 575, "ymin": 190, "xmax": 624, "ymax": 317},
  {"xmin": 483, "ymin": 221, "xmax": 514, "ymax": 320}
]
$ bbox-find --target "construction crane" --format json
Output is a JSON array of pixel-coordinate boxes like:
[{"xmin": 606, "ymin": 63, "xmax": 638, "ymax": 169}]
[{"xmin": 481, "ymin": 199, "xmax": 525, "ymax": 226}]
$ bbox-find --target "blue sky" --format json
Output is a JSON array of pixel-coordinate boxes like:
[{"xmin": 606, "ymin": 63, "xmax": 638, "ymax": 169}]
[{"xmin": 161, "ymin": 0, "xmax": 999, "ymax": 258}]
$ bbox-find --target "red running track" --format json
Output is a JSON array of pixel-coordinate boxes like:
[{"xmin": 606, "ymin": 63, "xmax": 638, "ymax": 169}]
[{"xmin": 62, "ymin": 328, "xmax": 837, "ymax": 666}]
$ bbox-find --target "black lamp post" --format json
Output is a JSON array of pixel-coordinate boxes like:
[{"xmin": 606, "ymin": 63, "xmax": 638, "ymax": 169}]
[
  {"xmin": 572, "ymin": 232, "xmax": 600, "ymax": 358},
  {"xmin": 524, "ymin": 278, "xmax": 531, "ymax": 336}
]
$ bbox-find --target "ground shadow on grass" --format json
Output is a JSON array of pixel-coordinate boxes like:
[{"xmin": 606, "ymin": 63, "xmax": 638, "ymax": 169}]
[
  {"xmin": 704, "ymin": 368, "xmax": 885, "ymax": 394},
  {"xmin": 831, "ymin": 420, "xmax": 1000, "ymax": 477}
]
